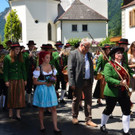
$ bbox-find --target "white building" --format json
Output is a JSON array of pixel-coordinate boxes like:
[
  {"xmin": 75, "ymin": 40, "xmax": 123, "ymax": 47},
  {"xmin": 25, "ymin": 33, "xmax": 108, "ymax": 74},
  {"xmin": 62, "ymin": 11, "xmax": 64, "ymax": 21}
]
[
  {"xmin": 122, "ymin": 0, "xmax": 135, "ymax": 44},
  {"xmin": 9, "ymin": 0, "xmax": 108, "ymax": 49}
]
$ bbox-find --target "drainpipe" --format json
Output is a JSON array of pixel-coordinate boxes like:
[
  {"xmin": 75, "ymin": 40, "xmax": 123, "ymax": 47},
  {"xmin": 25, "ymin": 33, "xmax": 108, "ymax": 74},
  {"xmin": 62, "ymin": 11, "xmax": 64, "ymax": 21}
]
[{"xmin": 61, "ymin": 20, "xmax": 62, "ymax": 42}]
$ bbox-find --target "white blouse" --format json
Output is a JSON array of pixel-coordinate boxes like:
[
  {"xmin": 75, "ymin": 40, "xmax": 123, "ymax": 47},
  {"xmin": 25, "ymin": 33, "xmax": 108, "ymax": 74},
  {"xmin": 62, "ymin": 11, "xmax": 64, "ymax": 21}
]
[{"xmin": 33, "ymin": 68, "xmax": 57, "ymax": 79}]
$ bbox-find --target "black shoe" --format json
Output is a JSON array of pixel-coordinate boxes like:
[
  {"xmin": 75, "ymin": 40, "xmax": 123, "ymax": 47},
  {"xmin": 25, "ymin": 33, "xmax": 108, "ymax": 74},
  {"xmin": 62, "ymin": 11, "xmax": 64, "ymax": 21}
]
[
  {"xmin": 54, "ymin": 130, "xmax": 62, "ymax": 135},
  {"xmin": 9, "ymin": 116, "xmax": 13, "ymax": 119},
  {"xmin": 97, "ymin": 101, "xmax": 103, "ymax": 106},
  {"xmin": 123, "ymin": 132, "xmax": 133, "ymax": 135},
  {"xmin": 60, "ymin": 99, "xmax": 66, "ymax": 104},
  {"xmin": 16, "ymin": 116, "xmax": 21, "ymax": 121},
  {"xmin": 100, "ymin": 125, "xmax": 107, "ymax": 133},
  {"xmin": 109, "ymin": 114, "xmax": 113, "ymax": 119},
  {"xmin": 40, "ymin": 128, "xmax": 46, "ymax": 133},
  {"xmin": 79, "ymin": 105, "xmax": 83, "ymax": 111}
]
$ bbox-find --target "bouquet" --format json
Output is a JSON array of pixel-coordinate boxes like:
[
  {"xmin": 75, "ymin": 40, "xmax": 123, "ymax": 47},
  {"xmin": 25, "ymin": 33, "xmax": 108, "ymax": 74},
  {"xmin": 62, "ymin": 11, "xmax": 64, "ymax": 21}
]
[{"xmin": 46, "ymin": 76, "xmax": 56, "ymax": 84}]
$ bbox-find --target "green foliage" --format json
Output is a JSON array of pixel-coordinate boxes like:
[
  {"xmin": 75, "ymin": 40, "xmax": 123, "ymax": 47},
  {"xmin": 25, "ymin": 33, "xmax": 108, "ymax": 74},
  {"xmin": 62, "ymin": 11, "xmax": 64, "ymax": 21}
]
[
  {"xmin": 99, "ymin": 37, "xmax": 115, "ymax": 47},
  {"xmin": 67, "ymin": 38, "xmax": 82, "ymax": 46},
  {"xmin": 4, "ymin": 9, "xmax": 22, "ymax": 44},
  {"xmin": 0, "ymin": 35, "xmax": 2, "ymax": 44}
]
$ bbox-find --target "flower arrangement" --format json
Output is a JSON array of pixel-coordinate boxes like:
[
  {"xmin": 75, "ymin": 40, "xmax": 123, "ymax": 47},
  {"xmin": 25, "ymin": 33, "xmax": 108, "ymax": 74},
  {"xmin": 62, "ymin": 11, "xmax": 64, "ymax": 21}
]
[{"xmin": 46, "ymin": 76, "xmax": 56, "ymax": 84}]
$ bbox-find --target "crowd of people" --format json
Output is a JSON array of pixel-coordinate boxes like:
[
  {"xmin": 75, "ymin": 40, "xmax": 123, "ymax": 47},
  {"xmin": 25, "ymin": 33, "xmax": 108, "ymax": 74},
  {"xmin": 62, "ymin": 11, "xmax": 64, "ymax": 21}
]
[{"xmin": 0, "ymin": 37, "xmax": 135, "ymax": 135}]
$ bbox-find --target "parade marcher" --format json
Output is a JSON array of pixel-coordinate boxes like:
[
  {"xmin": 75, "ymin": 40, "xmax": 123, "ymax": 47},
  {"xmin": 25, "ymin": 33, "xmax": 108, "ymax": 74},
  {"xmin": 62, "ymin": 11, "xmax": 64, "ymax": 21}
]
[
  {"xmin": 93, "ymin": 44, "xmax": 111, "ymax": 105},
  {"xmin": 68, "ymin": 38, "xmax": 97, "ymax": 127},
  {"xmin": 100, "ymin": 47, "xmax": 135, "ymax": 135},
  {"xmin": 5, "ymin": 40, "xmax": 12, "ymax": 52},
  {"xmin": 20, "ymin": 45, "xmax": 25, "ymax": 52},
  {"xmin": 23, "ymin": 40, "xmax": 37, "ymax": 106},
  {"xmin": 118, "ymin": 38, "xmax": 134, "ymax": 108},
  {"xmin": 3, "ymin": 43, "xmax": 27, "ymax": 120},
  {"xmin": 128, "ymin": 41, "xmax": 135, "ymax": 92},
  {"xmin": 0, "ymin": 44, "xmax": 8, "ymax": 110},
  {"xmin": 52, "ymin": 41, "xmax": 67, "ymax": 104},
  {"xmin": 41, "ymin": 43, "xmax": 54, "ymax": 52},
  {"xmin": 33, "ymin": 51, "xmax": 61, "ymax": 134}
]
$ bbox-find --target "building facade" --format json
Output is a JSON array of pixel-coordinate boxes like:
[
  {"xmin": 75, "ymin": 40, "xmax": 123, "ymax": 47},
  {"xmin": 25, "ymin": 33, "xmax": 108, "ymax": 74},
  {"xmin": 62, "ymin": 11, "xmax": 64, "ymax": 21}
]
[
  {"xmin": 122, "ymin": 0, "xmax": 135, "ymax": 44},
  {"xmin": 9, "ymin": 0, "xmax": 108, "ymax": 49}
]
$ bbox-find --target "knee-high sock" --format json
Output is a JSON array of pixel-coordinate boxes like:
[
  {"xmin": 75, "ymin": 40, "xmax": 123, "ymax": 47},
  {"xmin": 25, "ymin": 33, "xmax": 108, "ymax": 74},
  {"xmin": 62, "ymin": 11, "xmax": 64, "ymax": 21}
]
[
  {"xmin": 0, "ymin": 96, "xmax": 2, "ymax": 107},
  {"xmin": 2, "ymin": 95, "xmax": 6, "ymax": 108},
  {"xmin": 122, "ymin": 115, "xmax": 130, "ymax": 133},
  {"xmin": 101, "ymin": 114, "xmax": 109, "ymax": 126},
  {"xmin": 60, "ymin": 90, "xmax": 66, "ymax": 100}
]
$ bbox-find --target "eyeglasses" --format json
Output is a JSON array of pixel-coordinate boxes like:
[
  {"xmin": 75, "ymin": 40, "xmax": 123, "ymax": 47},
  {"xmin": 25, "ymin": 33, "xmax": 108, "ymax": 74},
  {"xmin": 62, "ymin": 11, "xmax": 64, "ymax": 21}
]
[{"xmin": 82, "ymin": 44, "xmax": 90, "ymax": 49}]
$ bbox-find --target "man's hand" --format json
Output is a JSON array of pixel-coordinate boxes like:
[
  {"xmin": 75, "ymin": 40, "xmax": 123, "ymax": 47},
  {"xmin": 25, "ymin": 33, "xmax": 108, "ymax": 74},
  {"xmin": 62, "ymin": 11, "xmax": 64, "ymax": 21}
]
[
  {"xmin": 5, "ymin": 81, "xmax": 9, "ymax": 87},
  {"xmin": 24, "ymin": 81, "xmax": 27, "ymax": 86},
  {"xmin": 70, "ymin": 86, "xmax": 75, "ymax": 90}
]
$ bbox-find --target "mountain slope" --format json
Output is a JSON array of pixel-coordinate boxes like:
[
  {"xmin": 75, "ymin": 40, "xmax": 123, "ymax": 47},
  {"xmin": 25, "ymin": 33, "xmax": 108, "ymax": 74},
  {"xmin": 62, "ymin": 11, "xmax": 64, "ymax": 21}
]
[
  {"xmin": 108, "ymin": 0, "xmax": 123, "ymax": 36},
  {"xmin": 0, "ymin": 8, "xmax": 9, "ymax": 41}
]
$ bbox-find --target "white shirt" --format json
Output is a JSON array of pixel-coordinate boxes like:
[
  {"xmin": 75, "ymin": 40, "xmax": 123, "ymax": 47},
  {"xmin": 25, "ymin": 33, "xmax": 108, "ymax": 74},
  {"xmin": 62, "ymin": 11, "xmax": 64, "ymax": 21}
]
[{"xmin": 85, "ymin": 53, "xmax": 90, "ymax": 79}]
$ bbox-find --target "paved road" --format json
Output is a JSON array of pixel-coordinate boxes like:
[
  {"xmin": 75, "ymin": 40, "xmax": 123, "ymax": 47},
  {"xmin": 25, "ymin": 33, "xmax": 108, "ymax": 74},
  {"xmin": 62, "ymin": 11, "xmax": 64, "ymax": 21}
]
[{"xmin": 0, "ymin": 80, "xmax": 135, "ymax": 135}]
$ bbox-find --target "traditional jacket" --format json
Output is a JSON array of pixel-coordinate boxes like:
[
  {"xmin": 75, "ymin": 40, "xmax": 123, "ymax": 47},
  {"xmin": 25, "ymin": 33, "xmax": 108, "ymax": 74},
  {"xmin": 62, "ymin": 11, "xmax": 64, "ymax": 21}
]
[
  {"xmin": 51, "ymin": 51, "xmax": 67, "ymax": 75},
  {"xmin": 94, "ymin": 54, "xmax": 108, "ymax": 76},
  {"xmin": 23, "ymin": 50, "xmax": 37, "ymax": 75},
  {"xmin": 3, "ymin": 54, "xmax": 27, "ymax": 82},
  {"xmin": 103, "ymin": 61, "xmax": 133, "ymax": 97},
  {"xmin": 0, "ymin": 49, "xmax": 8, "ymax": 79}
]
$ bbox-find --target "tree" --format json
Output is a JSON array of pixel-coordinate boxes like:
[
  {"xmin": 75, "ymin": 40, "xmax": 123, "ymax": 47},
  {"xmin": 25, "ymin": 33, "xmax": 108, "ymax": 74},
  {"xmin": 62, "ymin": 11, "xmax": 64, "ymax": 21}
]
[
  {"xmin": 4, "ymin": 9, "xmax": 22, "ymax": 43},
  {"xmin": 0, "ymin": 35, "xmax": 2, "ymax": 44}
]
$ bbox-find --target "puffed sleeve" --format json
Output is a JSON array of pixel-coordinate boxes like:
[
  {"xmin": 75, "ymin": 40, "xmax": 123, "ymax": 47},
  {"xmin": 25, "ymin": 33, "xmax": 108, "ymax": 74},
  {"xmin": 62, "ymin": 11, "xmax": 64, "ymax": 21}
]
[
  {"xmin": 53, "ymin": 68, "xmax": 57, "ymax": 76},
  {"xmin": 33, "ymin": 70, "xmax": 40, "ymax": 78}
]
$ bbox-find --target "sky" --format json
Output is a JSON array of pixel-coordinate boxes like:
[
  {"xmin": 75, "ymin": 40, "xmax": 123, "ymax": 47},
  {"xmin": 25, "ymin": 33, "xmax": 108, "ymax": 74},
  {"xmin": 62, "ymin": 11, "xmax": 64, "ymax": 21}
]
[{"xmin": 0, "ymin": 0, "xmax": 9, "ymax": 13}]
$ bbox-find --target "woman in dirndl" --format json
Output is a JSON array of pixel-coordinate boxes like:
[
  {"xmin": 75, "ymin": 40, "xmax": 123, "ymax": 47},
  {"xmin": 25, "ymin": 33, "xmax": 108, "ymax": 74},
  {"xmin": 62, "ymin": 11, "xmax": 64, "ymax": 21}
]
[
  {"xmin": 128, "ymin": 41, "xmax": 135, "ymax": 92},
  {"xmin": 33, "ymin": 51, "xmax": 61, "ymax": 134},
  {"xmin": 93, "ymin": 44, "xmax": 111, "ymax": 105},
  {"xmin": 3, "ymin": 43, "xmax": 27, "ymax": 120}
]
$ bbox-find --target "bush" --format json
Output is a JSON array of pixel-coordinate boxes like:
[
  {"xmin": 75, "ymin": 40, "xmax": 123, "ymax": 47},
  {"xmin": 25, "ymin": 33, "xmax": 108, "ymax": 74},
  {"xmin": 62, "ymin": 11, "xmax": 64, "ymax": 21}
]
[{"xmin": 67, "ymin": 38, "xmax": 82, "ymax": 47}]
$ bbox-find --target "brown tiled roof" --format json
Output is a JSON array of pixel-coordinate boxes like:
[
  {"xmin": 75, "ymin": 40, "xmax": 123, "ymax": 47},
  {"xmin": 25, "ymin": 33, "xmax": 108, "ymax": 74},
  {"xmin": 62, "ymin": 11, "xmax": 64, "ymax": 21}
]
[
  {"xmin": 122, "ymin": 0, "xmax": 135, "ymax": 9},
  {"xmin": 55, "ymin": 0, "xmax": 108, "ymax": 22}
]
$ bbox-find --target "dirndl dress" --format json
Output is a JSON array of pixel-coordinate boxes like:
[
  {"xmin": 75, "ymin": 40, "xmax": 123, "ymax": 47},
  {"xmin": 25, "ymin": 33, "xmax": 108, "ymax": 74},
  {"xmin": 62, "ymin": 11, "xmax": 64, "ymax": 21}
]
[{"xmin": 33, "ymin": 68, "xmax": 58, "ymax": 108}]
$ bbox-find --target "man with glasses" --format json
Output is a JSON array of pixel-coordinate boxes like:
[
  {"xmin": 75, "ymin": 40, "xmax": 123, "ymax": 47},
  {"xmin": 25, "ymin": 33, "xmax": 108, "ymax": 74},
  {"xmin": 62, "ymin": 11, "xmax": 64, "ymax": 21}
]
[{"xmin": 68, "ymin": 38, "xmax": 97, "ymax": 127}]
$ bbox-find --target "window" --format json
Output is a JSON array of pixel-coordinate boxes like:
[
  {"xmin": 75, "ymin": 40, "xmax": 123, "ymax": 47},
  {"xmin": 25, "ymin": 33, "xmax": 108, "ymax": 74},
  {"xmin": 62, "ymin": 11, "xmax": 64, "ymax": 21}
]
[
  {"xmin": 72, "ymin": 24, "xmax": 77, "ymax": 31},
  {"xmin": 48, "ymin": 23, "xmax": 52, "ymax": 40},
  {"xmin": 82, "ymin": 24, "xmax": 88, "ymax": 31},
  {"xmin": 129, "ymin": 9, "xmax": 135, "ymax": 27}
]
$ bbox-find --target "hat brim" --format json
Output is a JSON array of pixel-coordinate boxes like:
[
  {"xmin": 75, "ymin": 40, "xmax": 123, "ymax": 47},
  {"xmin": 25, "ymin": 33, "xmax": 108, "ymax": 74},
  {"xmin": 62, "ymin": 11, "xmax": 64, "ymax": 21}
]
[
  {"xmin": 27, "ymin": 44, "xmax": 36, "ymax": 45},
  {"xmin": 109, "ymin": 47, "xmax": 124, "ymax": 56},
  {"xmin": 102, "ymin": 47, "xmax": 111, "ymax": 50},
  {"xmin": 118, "ymin": 42, "xmax": 130, "ymax": 45}
]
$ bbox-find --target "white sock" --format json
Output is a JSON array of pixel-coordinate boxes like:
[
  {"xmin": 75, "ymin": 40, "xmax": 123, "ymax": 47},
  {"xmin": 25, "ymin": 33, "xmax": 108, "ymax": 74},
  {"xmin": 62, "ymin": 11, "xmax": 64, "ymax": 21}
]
[
  {"xmin": 2, "ymin": 95, "xmax": 6, "ymax": 108},
  {"xmin": 60, "ymin": 90, "xmax": 66, "ymax": 100},
  {"xmin": 101, "ymin": 114, "xmax": 109, "ymax": 126},
  {"xmin": 27, "ymin": 94, "xmax": 31, "ymax": 103},
  {"xmin": 122, "ymin": 115, "xmax": 130, "ymax": 133}
]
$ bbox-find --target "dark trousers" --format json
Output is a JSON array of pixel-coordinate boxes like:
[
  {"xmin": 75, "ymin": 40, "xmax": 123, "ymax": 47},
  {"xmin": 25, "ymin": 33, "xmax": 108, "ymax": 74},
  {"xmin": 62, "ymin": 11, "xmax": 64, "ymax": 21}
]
[
  {"xmin": 26, "ymin": 74, "xmax": 36, "ymax": 94},
  {"xmin": 0, "ymin": 79, "xmax": 7, "ymax": 96},
  {"xmin": 55, "ymin": 74, "xmax": 66, "ymax": 91},
  {"xmin": 72, "ymin": 79, "xmax": 92, "ymax": 121},
  {"xmin": 103, "ymin": 92, "xmax": 131, "ymax": 116},
  {"xmin": 0, "ymin": 79, "xmax": 8, "ymax": 108}
]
